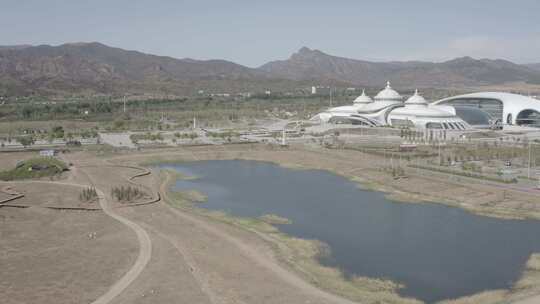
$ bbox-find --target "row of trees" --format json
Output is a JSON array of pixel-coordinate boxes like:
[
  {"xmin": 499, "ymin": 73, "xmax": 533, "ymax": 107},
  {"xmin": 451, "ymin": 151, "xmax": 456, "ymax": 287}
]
[
  {"xmin": 111, "ymin": 186, "xmax": 145, "ymax": 203},
  {"xmin": 400, "ymin": 129, "xmax": 448, "ymax": 142},
  {"xmin": 79, "ymin": 187, "xmax": 98, "ymax": 202}
]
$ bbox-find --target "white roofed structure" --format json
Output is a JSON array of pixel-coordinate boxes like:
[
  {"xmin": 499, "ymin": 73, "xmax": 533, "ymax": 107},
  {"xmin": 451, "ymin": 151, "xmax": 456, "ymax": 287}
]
[
  {"xmin": 310, "ymin": 83, "xmax": 471, "ymax": 130},
  {"xmin": 434, "ymin": 92, "xmax": 540, "ymax": 128}
]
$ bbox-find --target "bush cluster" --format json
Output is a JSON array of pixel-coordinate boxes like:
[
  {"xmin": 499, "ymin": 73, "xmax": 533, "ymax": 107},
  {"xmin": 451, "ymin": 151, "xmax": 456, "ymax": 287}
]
[
  {"xmin": 111, "ymin": 186, "xmax": 144, "ymax": 203},
  {"xmin": 79, "ymin": 187, "xmax": 98, "ymax": 202}
]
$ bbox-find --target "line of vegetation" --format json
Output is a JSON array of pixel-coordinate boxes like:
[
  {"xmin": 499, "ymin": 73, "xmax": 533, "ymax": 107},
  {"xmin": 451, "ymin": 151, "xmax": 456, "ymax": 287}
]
[
  {"xmin": 174, "ymin": 132, "xmax": 199, "ymax": 140},
  {"xmin": 170, "ymin": 189, "xmax": 207, "ymax": 203},
  {"xmin": 110, "ymin": 185, "xmax": 145, "ymax": 203},
  {"xmin": 258, "ymin": 214, "xmax": 292, "ymax": 225},
  {"xmin": 0, "ymin": 157, "xmax": 68, "ymax": 181},
  {"xmin": 408, "ymin": 164, "xmax": 517, "ymax": 184},
  {"xmin": 79, "ymin": 187, "xmax": 98, "ymax": 202},
  {"xmin": 130, "ymin": 132, "xmax": 164, "ymax": 143}
]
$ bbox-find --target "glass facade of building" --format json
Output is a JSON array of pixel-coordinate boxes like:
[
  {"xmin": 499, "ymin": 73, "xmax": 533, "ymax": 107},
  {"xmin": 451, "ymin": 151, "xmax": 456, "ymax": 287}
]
[{"xmin": 440, "ymin": 98, "xmax": 503, "ymax": 124}]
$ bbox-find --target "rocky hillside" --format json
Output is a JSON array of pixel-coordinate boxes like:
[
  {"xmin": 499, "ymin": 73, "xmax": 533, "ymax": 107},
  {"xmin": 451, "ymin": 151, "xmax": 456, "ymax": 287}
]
[
  {"xmin": 1, "ymin": 42, "xmax": 540, "ymax": 96},
  {"xmin": 259, "ymin": 47, "xmax": 540, "ymax": 88},
  {"xmin": 0, "ymin": 42, "xmax": 287, "ymax": 96},
  {"xmin": 526, "ymin": 63, "xmax": 540, "ymax": 72}
]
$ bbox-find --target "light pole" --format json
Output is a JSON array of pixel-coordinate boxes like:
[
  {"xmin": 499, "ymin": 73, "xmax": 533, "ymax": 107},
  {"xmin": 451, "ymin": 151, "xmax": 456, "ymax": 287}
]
[
  {"xmin": 438, "ymin": 141, "xmax": 441, "ymax": 166},
  {"xmin": 528, "ymin": 141, "xmax": 532, "ymax": 179}
]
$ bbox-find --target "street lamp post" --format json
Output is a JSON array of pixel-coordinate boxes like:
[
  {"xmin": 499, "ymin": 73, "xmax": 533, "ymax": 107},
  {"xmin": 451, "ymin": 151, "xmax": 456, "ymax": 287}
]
[{"xmin": 528, "ymin": 141, "xmax": 532, "ymax": 179}]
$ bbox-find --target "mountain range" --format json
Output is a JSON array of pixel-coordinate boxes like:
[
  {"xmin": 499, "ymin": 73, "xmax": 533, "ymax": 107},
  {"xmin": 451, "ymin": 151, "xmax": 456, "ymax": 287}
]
[{"xmin": 1, "ymin": 42, "xmax": 540, "ymax": 96}]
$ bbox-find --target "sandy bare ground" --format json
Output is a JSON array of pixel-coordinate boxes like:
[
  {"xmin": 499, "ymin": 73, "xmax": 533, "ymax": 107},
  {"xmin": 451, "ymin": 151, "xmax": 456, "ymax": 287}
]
[
  {"xmin": 4, "ymin": 145, "xmax": 540, "ymax": 304},
  {"xmin": 0, "ymin": 192, "xmax": 138, "ymax": 304},
  {"xmin": 0, "ymin": 151, "xmax": 37, "ymax": 171}
]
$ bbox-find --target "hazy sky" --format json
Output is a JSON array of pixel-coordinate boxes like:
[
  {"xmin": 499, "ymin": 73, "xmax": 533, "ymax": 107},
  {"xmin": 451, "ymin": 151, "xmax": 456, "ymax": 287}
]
[{"xmin": 1, "ymin": 0, "xmax": 540, "ymax": 67}]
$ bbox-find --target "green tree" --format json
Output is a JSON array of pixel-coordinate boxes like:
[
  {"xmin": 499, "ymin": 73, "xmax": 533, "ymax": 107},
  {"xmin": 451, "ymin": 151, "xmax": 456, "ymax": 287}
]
[{"xmin": 17, "ymin": 136, "xmax": 35, "ymax": 147}]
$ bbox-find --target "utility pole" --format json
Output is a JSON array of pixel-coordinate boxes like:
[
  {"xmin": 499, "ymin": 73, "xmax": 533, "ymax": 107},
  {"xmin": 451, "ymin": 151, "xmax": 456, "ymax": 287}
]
[
  {"xmin": 123, "ymin": 95, "xmax": 126, "ymax": 114},
  {"xmin": 329, "ymin": 87, "xmax": 333, "ymax": 107},
  {"xmin": 528, "ymin": 141, "xmax": 532, "ymax": 179},
  {"xmin": 438, "ymin": 141, "xmax": 441, "ymax": 165},
  {"xmin": 193, "ymin": 117, "xmax": 197, "ymax": 129}
]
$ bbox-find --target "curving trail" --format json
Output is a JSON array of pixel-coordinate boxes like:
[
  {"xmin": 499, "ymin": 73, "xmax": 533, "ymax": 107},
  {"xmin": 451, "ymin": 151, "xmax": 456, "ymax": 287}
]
[
  {"xmin": 2, "ymin": 164, "xmax": 153, "ymax": 304},
  {"xmin": 72, "ymin": 164, "xmax": 153, "ymax": 304},
  {"xmin": 88, "ymin": 186, "xmax": 152, "ymax": 304}
]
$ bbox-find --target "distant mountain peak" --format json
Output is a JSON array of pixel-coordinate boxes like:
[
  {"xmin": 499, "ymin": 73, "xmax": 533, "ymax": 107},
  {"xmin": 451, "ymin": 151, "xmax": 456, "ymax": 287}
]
[
  {"xmin": 298, "ymin": 46, "xmax": 312, "ymax": 53},
  {"xmin": 2, "ymin": 42, "xmax": 540, "ymax": 96},
  {"xmin": 260, "ymin": 47, "xmax": 540, "ymax": 87},
  {"xmin": 291, "ymin": 46, "xmax": 327, "ymax": 60}
]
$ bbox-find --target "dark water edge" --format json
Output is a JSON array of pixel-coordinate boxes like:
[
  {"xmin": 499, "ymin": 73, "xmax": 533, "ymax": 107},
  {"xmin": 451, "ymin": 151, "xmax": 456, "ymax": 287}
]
[{"xmin": 160, "ymin": 160, "xmax": 540, "ymax": 303}]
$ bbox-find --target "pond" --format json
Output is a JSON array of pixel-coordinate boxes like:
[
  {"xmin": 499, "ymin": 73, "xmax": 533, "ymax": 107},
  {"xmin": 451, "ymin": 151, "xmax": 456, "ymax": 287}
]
[{"xmin": 162, "ymin": 160, "xmax": 540, "ymax": 303}]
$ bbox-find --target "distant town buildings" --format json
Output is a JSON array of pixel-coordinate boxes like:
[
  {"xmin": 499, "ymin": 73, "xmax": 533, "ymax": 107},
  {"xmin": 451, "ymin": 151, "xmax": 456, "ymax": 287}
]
[
  {"xmin": 39, "ymin": 149, "xmax": 58, "ymax": 157},
  {"xmin": 311, "ymin": 86, "xmax": 331, "ymax": 95}
]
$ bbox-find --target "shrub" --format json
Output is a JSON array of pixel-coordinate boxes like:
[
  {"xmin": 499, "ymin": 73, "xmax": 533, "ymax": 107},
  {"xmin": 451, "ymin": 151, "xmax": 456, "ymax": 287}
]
[
  {"xmin": 79, "ymin": 187, "xmax": 98, "ymax": 202},
  {"xmin": 0, "ymin": 157, "xmax": 68, "ymax": 181},
  {"xmin": 111, "ymin": 185, "xmax": 145, "ymax": 203}
]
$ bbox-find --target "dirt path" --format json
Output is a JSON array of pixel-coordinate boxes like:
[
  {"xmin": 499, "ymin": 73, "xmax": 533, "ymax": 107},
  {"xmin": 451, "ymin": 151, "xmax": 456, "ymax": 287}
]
[
  {"xmin": 1, "ymin": 175, "xmax": 153, "ymax": 304},
  {"xmin": 66, "ymin": 161, "xmax": 154, "ymax": 304},
  {"xmin": 141, "ymin": 223, "xmax": 221, "ymax": 304},
  {"xmin": 159, "ymin": 170, "xmax": 359, "ymax": 304},
  {"xmin": 88, "ymin": 184, "xmax": 152, "ymax": 304}
]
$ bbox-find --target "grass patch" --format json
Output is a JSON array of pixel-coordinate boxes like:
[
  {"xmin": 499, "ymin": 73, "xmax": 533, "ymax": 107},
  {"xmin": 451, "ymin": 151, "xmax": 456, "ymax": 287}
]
[
  {"xmin": 258, "ymin": 214, "xmax": 292, "ymax": 225},
  {"xmin": 437, "ymin": 290, "xmax": 509, "ymax": 304},
  {"xmin": 170, "ymin": 189, "xmax": 207, "ymax": 203},
  {"xmin": 0, "ymin": 157, "xmax": 68, "ymax": 181}
]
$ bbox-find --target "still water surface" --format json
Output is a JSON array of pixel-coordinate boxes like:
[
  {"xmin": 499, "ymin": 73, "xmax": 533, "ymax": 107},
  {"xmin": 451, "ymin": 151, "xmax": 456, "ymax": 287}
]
[{"xmin": 163, "ymin": 160, "xmax": 540, "ymax": 303}]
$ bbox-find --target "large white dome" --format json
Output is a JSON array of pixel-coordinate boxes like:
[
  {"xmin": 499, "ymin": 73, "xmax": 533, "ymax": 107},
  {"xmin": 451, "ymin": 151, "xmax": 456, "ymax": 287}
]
[
  {"xmin": 374, "ymin": 81, "xmax": 402, "ymax": 101},
  {"xmin": 405, "ymin": 89, "xmax": 428, "ymax": 106},
  {"xmin": 353, "ymin": 89, "xmax": 373, "ymax": 104}
]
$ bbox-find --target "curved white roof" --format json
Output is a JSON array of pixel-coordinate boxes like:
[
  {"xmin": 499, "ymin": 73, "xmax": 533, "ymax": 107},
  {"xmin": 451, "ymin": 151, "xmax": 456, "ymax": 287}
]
[
  {"xmin": 328, "ymin": 105, "xmax": 361, "ymax": 113},
  {"xmin": 434, "ymin": 92, "xmax": 540, "ymax": 125},
  {"xmin": 390, "ymin": 105, "xmax": 455, "ymax": 117},
  {"xmin": 358, "ymin": 100, "xmax": 402, "ymax": 113},
  {"xmin": 374, "ymin": 81, "xmax": 402, "ymax": 101},
  {"xmin": 405, "ymin": 89, "xmax": 428, "ymax": 106},
  {"xmin": 353, "ymin": 89, "xmax": 373, "ymax": 104}
]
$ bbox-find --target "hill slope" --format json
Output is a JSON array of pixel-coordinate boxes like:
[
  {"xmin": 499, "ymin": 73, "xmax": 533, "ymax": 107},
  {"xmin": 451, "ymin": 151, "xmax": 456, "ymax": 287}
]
[
  {"xmin": 2, "ymin": 43, "xmax": 540, "ymax": 96},
  {"xmin": 259, "ymin": 47, "xmax": 540, "ymax": 88},
  {"xmin": 0, "ymin": 42, "xmax": 286, "ymax": 96}
]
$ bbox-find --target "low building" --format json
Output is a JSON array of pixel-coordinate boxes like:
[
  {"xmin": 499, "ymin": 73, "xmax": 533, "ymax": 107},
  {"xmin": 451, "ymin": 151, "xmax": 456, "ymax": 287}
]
[
  {"xmin": 39, "ymin": 149, "xmax": 57, "ymax": 157},
  {"xmin": 311, "ymin": 86, "xmax": 331, "ymax": 95},
  {"xmin": 434, "ymin": 92, "xmax": 540, "ymax": 128}
]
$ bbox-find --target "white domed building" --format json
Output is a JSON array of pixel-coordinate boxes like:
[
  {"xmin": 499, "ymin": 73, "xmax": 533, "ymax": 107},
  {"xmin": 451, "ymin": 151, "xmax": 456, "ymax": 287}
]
[
  {"xmin": 310, "ymin": 89, "xmax": 375, "ymax": 125},
  {"xmin": 353, "ymin": 89, "xmax": 374, "ymax": 105},
  {"xmin": 374, "ymin": 81, "xmax": 403, "ymax": 103},
  {"xmin": 388, "ymin": 90, "xmax": 470, "ymax": 130},
  {"xmin": 310, "ymin": 82, "xmax": 471, "ymax": 130}
]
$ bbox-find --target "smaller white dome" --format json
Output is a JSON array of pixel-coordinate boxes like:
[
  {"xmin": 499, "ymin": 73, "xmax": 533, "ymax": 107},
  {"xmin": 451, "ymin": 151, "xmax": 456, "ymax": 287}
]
[
  {"xmin": 374, "ymin": 81, "xmax": 402, "ymax": 101},
  {"xmin": 405, "ymin": 89, "xmax": 428, "ymax": 106},
  {"xmin": 353, "ymin": 89, "xmax": 373, "ymax": 104}
]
